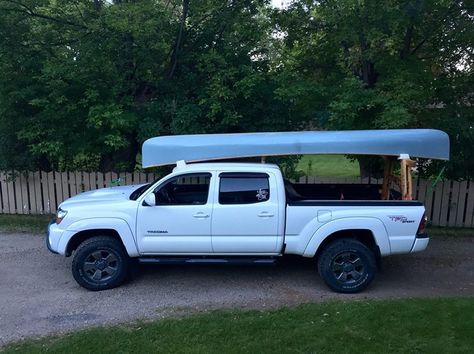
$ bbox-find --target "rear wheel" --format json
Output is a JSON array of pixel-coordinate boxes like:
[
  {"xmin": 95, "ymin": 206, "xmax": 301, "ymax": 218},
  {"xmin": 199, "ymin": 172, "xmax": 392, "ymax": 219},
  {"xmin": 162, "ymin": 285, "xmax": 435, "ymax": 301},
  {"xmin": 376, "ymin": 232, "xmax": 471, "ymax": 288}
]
[
  {"xmin": 72, "ymin": 236, "xmax": 129, "ymax": 291},
  {"xmin": 317, "ymin": 238, "xmax": 376, "ymax": 293}
]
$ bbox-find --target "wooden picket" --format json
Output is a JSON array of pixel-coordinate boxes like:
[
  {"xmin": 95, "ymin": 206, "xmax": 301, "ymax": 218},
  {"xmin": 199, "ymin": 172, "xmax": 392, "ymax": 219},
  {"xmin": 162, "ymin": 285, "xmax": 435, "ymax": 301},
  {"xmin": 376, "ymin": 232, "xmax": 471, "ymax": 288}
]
[{"xmin": 0, "ymin": 171, "xmax": 472, "ymax": 228}]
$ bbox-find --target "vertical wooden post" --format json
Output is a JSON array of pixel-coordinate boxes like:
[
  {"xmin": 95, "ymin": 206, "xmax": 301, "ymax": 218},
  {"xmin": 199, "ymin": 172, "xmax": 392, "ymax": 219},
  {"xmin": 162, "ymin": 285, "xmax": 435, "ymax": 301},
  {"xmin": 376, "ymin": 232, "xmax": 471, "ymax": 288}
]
[
  {"xmin": 381, "ymin": 157, "xmax": 393, "ymax": 200},
  {"xmin": 400, "ymin": 159, "xmax": 407, "ymax": 200},
  {"xmin": 399, "ymin": 155, "xmax": 415, "ymax": 200},
  {"xmin": 406, "ymin": 167, "xmax": 413, "ymax": 200}
]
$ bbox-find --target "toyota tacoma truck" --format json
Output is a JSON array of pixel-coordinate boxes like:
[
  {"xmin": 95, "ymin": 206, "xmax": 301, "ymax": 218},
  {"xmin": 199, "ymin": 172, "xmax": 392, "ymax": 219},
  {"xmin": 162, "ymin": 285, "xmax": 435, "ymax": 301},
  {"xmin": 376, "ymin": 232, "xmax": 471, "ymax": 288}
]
[{"xmin": 47, "ymin": 161, "xmax": 429, "ymax": 293}]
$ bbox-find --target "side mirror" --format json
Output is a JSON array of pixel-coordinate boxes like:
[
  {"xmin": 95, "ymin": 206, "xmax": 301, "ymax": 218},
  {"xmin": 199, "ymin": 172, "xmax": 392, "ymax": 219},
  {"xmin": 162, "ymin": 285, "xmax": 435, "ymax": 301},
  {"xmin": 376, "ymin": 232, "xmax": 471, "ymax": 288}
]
[{"xmin": 143, "ymin": 193, "xmax": 156, "ymax": 206}]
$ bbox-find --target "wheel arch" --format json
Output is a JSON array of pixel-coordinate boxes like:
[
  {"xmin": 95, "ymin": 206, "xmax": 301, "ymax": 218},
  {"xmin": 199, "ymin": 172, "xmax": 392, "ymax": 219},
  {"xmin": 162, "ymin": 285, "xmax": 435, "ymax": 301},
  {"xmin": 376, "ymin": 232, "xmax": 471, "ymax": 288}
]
[
  {"xmin": 58, "ymin": 218, "xmax": 140, "ymax": 257},
  {"xmin": 65, "ymin": 229, "xmax": 123, "ymax": 256},
  {"xmin": 314, "ymin": 229, "xmax": 381, "ymax": 264},
  {"xmin": 302, "ymin": 217, "xmax": 390, "ymax": 258}
]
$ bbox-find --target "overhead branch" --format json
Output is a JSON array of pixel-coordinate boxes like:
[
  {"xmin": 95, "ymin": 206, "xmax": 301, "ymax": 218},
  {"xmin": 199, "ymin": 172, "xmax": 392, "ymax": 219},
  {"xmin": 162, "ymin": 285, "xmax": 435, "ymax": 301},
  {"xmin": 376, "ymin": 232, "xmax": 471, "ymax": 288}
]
[
  {"xmin": 410, "ymin": 39, "xmax": 427, "ymax": 56},
  {"xmin": 0, "ymin": 0, "xmax": 88, "ymax": 29}
]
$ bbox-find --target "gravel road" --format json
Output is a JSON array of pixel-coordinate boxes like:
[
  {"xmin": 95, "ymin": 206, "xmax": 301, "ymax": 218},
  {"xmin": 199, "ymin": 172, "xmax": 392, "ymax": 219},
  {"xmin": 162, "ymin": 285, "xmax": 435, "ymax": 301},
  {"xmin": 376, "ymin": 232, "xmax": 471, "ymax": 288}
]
[{"xmin": 0, "ymin": 233, "xmax": 473, "ymax": 345}]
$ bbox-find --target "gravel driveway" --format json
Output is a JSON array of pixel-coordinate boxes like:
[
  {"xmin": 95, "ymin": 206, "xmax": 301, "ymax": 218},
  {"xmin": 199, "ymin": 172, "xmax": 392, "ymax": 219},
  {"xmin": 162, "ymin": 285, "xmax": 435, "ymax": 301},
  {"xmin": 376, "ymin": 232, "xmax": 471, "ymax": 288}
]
[{"xmin": 0, "ymin": 233, "xmax": 473, "ymax": 345}]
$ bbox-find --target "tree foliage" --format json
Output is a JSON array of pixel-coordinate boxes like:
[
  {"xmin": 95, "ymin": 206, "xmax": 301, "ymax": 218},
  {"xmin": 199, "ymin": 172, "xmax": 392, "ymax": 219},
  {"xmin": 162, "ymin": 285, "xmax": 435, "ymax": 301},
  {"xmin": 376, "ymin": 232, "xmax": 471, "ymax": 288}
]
[{"xmin": 0, "ymin": 0, "xmax": 472, "ymax": 178}]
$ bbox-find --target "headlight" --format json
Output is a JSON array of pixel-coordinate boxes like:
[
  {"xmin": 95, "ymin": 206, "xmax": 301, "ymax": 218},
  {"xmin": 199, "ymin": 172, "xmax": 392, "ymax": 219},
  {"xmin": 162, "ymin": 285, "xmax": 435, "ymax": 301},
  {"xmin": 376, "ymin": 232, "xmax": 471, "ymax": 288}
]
[{"xmin": 56, "ymin": 208, "xmax": 68, "ymax": 224}]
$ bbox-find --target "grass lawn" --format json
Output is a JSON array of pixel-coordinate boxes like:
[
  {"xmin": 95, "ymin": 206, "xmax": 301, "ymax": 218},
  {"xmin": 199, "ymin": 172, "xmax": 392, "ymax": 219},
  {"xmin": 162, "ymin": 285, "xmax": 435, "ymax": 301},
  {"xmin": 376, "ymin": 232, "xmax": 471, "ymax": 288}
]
[
  {"xmin": 2, "ymin": 298, "xmax": 473, "ymax": 353},
  {"xmin": 0, "ymin": 214, "xmax": 53, "ymax": 234},
  {"xmin": 427, "ymin": 226, "xmax": 473, "ymax": 237},
  {"xmin": 297, "ymin": 155, "xmax": 360, "ymax": 178}
]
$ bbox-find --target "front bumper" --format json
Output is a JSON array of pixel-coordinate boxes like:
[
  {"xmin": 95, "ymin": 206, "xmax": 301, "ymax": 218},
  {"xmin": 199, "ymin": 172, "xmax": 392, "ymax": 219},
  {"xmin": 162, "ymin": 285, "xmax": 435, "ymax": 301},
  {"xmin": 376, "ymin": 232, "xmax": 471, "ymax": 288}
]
[
  {"xmin": 410, "ymin": 233, "xmax": 429, "ymax": 253},
  {"xmin": 46, "ymin": 219, "xmax": 61, "ymax": 254}
]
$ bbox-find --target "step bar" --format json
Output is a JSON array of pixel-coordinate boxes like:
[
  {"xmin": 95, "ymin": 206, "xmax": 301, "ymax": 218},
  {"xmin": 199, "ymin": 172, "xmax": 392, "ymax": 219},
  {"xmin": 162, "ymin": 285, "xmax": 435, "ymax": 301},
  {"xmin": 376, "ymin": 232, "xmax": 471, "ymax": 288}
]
[{"xmin": 137, "ymin": 257, "xmax": 277, "ymax": 265}]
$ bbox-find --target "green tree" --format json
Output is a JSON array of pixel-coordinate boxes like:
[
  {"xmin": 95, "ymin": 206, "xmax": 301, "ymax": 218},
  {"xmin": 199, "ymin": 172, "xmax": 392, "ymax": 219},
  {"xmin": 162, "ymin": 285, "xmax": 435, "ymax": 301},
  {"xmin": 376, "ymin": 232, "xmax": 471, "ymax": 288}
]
[{"xmin": 273, "ymin": 0, "xmax": 473, "ymax": 178}]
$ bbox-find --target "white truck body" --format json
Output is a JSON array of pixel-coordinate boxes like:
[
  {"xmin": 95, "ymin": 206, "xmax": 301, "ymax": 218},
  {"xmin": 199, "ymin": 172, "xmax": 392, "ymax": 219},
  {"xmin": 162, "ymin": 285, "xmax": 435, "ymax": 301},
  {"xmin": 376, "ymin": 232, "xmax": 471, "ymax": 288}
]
[{"xmin": 47, "ymin": 162, "xmax": 428, "ymax": 261}]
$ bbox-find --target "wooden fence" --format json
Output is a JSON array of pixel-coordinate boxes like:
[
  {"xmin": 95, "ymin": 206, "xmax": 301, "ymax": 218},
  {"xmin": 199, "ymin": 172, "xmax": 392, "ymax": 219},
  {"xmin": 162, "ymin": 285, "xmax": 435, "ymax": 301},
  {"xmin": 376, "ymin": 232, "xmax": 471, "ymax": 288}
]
[{"xmin": 0, "ymin": 171, "xmax": 473, "ymax": 228}]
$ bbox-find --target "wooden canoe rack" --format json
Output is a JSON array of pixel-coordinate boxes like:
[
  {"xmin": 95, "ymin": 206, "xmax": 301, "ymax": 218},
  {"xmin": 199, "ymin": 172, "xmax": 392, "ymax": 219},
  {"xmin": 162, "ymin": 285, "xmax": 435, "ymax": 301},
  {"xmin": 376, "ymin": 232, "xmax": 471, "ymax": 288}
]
[{"xmin": 381, "ymin": 155, "xmax": 416, "ymax": 200}]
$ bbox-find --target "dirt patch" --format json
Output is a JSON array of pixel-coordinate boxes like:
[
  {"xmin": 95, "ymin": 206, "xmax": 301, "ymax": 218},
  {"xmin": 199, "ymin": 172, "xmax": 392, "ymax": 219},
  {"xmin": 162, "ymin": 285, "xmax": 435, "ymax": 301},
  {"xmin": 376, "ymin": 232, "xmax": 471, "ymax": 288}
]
[{"xmin": 0, "ymin": 233, "xmax": 472, "ymax": 345}]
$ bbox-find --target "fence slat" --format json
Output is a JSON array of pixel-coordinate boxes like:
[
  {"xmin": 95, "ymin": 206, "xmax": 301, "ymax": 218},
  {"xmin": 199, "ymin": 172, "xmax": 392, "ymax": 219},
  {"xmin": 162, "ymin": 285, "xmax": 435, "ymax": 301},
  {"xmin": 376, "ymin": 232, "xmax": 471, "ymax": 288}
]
[
  {"xmin": 61, "ymin": 172, "xmax": 69, "ymax": 201},
  {"xmin": 455, "ymin": 181, "xmax": 468, "ymax": 227},
  {"xmin": 417, "ymin": 179, "xmax": 427, "ymax": 203},
  {"xmin": 6, "ymin": 172, "xmax": 16, "ymax": 214},
  {"xmin": 33, "ymin": 172, "xmax": 43, "ymax": 213},
  {"xmin": 47, "ymin": 172, "xmax": 56, "ymax": 213},
  {"xmin": 439, "ymin": 181, "xmax": 451, "ymax": 227},
  {"xmin": 422, "ymin": 181, "xmax": 434, "ymax": 222},
  {"xmin": 465, "ymin": 181, "xmax": 474, "ymax": 228},
  {"xmin": 20, "ymin": 173, "xmax": 29, "ymax": 214},
  {"xmin": 40, "ymin": 172, "xmax": 49, "ymax": 213},
  {"xmin": 431, "ymin": 182, "xmax": 444, "ymax": 226},
  {"xmin": 0, "ymin": 172, "xmax": 8, "ymax": 213},
  {"xmin": 103, "ymin": 172, "xmax": 111, "ymax": 188},
  {"xmin": 145, "ymin": 173, "xmax": 153, "ymax": 183},
  {"xmin": 447, "ymin": 181, "xmax": 461, "ymax": 227},
  {"xmin": 83, "ymin": 172, "xmax": 91, "ymax": 191},
  {"xmin": 97, "ymin": 172, "xmax": 104, "ymax": 189},
  {"xmin": 13, "ymin": 172, "xmax": 23, "ymax": 214},
  {"xmin": 90, "ymin": 172, "xmax": 97, "ymax": 190},
  {"xmin": 55, "ymin": 172, "xmax": 63, "ymax": 207},
  {"xmin": 126, "ymin": 173, "xmax": 132, "ymax": 185},
  {"xmin": 68, "ymin": 172, "xmax": 76, "ymax": 197},
  {"xmin": 27, "ymin": 172, "xmax": 37, "ymax": 214},
  {"xmin": 111, "ymin": 172, "xmax": 118, "ymax": 186},
  {"xmin": 133, "ymin": 172, "xmax": 140, "ymax": 185},
  {"xmin": 118, "ymin": 172, "xmax": 125, "ymax": 185}
]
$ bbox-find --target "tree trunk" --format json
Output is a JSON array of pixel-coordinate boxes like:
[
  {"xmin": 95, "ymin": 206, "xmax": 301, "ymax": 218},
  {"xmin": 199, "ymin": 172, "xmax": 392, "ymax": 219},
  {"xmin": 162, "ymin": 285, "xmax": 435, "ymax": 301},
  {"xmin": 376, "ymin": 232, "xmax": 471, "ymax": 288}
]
[{"xmin": 168, "ymin": 0, "xmax": 190, "ymax": 79}]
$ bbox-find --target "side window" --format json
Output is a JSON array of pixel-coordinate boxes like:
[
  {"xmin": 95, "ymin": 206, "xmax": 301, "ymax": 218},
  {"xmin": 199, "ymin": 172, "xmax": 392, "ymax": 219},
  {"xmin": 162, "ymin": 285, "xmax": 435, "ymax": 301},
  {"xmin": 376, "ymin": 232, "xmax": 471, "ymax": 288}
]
[
  {"xmin": 219, "ymin": 173, "xmax": 270, "ymax": 205},
  {"xmin": 154, "ymin": 173, "xmax": 211, "ymax": 205}
]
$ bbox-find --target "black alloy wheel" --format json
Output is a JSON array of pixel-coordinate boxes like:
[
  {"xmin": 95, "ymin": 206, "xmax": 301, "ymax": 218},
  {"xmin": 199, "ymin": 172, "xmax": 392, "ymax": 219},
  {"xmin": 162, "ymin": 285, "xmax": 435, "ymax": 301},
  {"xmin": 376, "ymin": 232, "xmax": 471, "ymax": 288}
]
[
  {"xmin": 72, "ymin": 236, "xmax": 129, "ymax": 291},
  {"xmin": 318, "ymin": 238, "xmax": 376, "ymax": 293}
]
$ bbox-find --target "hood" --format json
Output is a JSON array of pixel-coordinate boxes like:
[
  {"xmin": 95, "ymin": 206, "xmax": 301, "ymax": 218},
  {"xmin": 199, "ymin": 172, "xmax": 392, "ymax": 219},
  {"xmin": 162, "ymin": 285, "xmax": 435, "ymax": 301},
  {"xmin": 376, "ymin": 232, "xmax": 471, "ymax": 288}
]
[{"xmin": 60, "ymin": 184, "xmax": 146, "ymax": 208}]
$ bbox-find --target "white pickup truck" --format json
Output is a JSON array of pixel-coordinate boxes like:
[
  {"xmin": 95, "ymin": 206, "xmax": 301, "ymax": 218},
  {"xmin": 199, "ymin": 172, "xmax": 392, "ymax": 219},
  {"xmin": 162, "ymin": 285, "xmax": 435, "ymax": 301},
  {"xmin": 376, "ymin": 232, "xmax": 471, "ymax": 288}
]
[{"xmin": 47, "ymin": 162, "xmax": 428, "ymax": 293}]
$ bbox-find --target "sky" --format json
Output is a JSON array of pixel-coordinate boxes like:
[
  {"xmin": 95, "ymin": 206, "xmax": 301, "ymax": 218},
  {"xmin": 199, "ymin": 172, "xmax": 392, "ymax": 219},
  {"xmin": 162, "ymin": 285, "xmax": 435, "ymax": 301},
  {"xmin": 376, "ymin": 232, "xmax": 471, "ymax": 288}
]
[{"xmin": 271, "ymin": 0, "xmax": 292, "ymax": 9}]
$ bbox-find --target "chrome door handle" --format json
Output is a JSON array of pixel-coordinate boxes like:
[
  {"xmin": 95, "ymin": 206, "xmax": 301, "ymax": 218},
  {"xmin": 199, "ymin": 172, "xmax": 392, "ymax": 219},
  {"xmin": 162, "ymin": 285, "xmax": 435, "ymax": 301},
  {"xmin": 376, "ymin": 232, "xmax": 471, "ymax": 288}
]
[
  {"xmin": 257, "ymin": 212, "xmax": 274, "ymax": 218},
  {"xmin": 193, "ymin": 212, "xmax": 210, "ymax": 218}
]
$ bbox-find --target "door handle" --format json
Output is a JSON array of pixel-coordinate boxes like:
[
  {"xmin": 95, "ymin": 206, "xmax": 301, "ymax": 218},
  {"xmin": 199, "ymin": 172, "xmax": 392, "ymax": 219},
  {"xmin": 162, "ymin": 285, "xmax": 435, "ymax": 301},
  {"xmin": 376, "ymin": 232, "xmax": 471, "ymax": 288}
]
[
  {"xmin": 193, "ymin": 212, "xmax": 210, "ymax": 218},
  {"xmin": 257, "ymin": 211, "xmax": 274, "ymax": 218}
]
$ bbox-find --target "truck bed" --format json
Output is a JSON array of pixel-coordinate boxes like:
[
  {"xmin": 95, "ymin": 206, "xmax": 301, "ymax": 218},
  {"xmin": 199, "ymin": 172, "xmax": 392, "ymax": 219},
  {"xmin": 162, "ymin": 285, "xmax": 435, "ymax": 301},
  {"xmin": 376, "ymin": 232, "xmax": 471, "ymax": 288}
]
[{"xmin": 285, "ymin": 180, "xmax": 402, "ymax": 201}]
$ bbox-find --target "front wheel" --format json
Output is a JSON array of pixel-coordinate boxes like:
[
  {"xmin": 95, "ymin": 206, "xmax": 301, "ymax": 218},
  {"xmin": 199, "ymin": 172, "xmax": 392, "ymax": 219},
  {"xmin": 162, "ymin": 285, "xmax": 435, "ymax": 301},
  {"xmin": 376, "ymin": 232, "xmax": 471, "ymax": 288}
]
[
  {"xmin": 72, "ymin": 236, "xmax": 129, "ymax": 291},
  {"xmin": 317, "ymin": 238, "xmax": 376, "ymax": 293}
]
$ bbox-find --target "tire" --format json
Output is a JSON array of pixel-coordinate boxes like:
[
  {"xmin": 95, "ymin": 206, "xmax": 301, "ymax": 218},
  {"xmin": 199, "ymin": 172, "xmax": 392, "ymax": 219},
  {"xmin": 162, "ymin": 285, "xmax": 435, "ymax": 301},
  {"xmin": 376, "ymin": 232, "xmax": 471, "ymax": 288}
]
[
  {"xmin": 72, "ymin": 236, "xmax": 129, "ymax": 291},
  {"xmin": 317, "ymin": 238, "xmax": 376, "ymax": 293}
]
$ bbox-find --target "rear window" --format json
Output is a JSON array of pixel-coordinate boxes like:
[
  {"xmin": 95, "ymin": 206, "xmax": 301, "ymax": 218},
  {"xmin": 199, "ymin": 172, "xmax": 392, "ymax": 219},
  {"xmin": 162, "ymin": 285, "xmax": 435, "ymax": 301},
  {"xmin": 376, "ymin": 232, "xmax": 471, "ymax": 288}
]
[{"xmin": 219, "ymin": 173, "xmax": 270, "ymax": 205}]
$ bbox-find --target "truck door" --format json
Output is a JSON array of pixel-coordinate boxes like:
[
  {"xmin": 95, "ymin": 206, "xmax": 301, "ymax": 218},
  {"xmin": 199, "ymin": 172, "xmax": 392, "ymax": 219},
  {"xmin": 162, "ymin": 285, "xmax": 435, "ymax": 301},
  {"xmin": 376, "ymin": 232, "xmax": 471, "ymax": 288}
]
[
  {"xmin": 211, "ymin": 172, "xmax": 280, "ymax": 254},
  {"xmin": 136, "ymin": 173, "xmax": 214, "ymax": 254}
]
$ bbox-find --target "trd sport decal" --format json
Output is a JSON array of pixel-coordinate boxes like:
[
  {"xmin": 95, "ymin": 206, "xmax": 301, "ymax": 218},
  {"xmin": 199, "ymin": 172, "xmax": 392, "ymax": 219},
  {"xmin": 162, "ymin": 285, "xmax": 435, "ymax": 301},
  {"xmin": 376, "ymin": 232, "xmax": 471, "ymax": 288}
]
[{"xmin": 388, "ymin": 215, "xmax": 415, "ymax": 224}]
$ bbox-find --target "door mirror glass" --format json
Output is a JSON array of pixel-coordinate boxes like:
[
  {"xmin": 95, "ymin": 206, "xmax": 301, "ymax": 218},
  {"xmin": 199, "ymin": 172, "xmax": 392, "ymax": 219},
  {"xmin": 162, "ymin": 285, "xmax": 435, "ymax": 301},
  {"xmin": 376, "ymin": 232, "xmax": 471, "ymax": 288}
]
[{"xmin": 143, "ymin": 193, "xmax": 156, "ymax": 206}]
